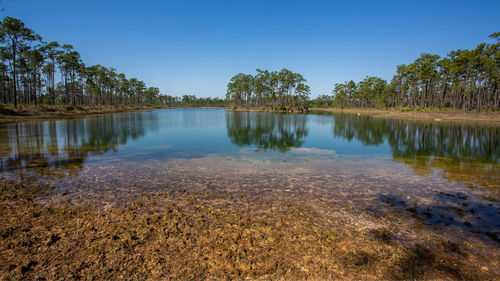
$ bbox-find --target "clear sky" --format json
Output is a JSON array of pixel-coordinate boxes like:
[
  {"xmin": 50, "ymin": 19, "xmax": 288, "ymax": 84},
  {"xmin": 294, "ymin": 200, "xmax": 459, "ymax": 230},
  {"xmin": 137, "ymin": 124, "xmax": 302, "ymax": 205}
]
[{"xmin": 2, "ymin": 0, "xmax": 499, "ymax": 98}]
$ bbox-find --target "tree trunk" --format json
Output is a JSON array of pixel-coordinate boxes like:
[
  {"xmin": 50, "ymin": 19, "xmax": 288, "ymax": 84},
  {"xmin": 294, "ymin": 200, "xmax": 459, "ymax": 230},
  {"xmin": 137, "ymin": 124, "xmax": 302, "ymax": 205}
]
[
  {"xmin": 439, "ymin": 76, "xmax": 447, "ymax": 108},
  {"xmin": 11, "ymin": 39, "xmax": 18, "ymax": 107}
]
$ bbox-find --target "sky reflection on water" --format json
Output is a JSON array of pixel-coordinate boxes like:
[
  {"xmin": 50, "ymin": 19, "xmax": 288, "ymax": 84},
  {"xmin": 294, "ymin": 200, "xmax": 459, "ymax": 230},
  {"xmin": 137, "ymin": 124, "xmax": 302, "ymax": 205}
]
[{"xmin": 0, "ymin": 108, "xmax": 499, "ymax": 244}]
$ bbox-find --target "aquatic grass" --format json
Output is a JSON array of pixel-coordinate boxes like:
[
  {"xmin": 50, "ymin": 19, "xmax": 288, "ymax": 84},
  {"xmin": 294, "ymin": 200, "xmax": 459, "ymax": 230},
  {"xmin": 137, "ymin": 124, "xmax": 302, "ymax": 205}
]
[
  {"xmin": 76, "ymin": 218, "xmax": 80, "ymax": 240},
  {"xmin": 0, "ymin": 179, "xmax": 496, "ymax": 280}
]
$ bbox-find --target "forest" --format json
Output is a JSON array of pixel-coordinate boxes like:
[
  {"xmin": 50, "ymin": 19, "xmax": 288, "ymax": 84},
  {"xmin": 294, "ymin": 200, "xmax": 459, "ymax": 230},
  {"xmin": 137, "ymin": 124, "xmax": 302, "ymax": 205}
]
[
  {"xmin": 312, "ymin": 33, "xmax": 500, "ymax": 111},
  {"xmin": 164, "ymin": 94, "xmax": 227, "ymax": 107},
  {"xmin": 226, "ymin": 69, "xmax": 310, "ymax": 108},
  {"xmin": 3, "ymin": 15, "xmax": 498, "ymax": 112},
  {"xmin": 0, "ymin": 17, "xmax": 226, "ymax": 108}
]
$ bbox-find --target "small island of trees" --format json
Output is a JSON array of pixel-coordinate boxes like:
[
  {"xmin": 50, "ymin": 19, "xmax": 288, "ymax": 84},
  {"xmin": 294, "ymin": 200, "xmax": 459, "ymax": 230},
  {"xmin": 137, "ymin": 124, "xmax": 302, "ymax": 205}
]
[{"xmin": 226, "ymin": 69, "xmax": 310, "ymax": 112}]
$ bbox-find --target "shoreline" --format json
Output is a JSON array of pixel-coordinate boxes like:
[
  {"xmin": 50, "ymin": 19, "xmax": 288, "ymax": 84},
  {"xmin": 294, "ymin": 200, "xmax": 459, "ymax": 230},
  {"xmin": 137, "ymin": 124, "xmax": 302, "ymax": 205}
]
[
  {"xmin": 227, "ymin": 106, "xmax": 309, "ymax": 113},
  {"xmin": 0, "ymin": 105, "xmax": 226, "ymax": 123},
  {"xmin": 4, "ymin": 105, "xmax": 499, "ymax": 125},
  {"xmin": 0, "ymin": 105, "xmax": 164, "ymax": 123},
  {"xmin": 310, "ymin": 107, "xmax": 500, "ymax": 125}
]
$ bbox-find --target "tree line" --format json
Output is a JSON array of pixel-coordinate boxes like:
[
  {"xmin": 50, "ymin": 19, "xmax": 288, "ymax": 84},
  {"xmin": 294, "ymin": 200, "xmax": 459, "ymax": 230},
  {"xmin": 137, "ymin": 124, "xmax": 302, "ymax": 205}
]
[
  {"xmin": 0, "ymin": 16, "xmax": 227, "ymax": 108},
  {"xmin": 316, "ymin": 33, "xmax": 500, "ymax": 111},
  {"xmin": 5, "ymin": 15, "xmax": 496, "ymax": 111},
  {"xmin": 226, "ymin": 68, "xmax": 310, "ymax": 108},
  {"xmin": 0, "ymin": 16, "xmax": 168, "ymax": 107},
  {"xmin": 160, "ymin": 94, "xmax": 227, "ymax": 107}
]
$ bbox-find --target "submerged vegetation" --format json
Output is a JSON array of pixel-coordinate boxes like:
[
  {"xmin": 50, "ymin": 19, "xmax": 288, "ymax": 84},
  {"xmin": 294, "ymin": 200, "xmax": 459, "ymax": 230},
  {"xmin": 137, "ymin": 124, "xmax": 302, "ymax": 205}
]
[
  {"xmin": 310, "ymin": 33, "xmax": 500, "ymax": 111},
  {"xmin": 0, "ymin": 178, "xmax": 495, "ymax": 280}
]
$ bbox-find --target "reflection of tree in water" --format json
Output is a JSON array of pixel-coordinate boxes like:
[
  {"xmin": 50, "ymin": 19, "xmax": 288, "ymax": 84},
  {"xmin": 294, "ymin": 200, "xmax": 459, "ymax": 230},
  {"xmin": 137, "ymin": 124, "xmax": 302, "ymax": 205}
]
[
  {"xmin": 332, "ymin": 114, "xmax": 500, "ymax": 190},
  {"xmin": 226, "ymin": 111, "xmax": 308, "ymax": 152},
  {"xmin": 0, "ymin": 112, "xmax": 159, "ymax": 177}
]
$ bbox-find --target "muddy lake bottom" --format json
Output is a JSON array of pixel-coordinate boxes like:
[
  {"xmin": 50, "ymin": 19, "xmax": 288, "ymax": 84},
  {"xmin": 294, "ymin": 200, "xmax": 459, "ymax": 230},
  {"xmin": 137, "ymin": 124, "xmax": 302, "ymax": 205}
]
[{"xmin": 1, "ymin": 154, "xmax": 499, "ymax": 280}]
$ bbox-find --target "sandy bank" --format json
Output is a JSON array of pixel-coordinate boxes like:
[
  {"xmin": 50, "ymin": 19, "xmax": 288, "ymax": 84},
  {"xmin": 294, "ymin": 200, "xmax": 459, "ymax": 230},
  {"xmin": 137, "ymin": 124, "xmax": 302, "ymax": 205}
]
[
  {"xmin": 311, "ymin": 107, "xmax": 500, "ymax": 125},
  {"xmin": 0, "ymin": 105, "xmax": 168, "ymax": 123}
]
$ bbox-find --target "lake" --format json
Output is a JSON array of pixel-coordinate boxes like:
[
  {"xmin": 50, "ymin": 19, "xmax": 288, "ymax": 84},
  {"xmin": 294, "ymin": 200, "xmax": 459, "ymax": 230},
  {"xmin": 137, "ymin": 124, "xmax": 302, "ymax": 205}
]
[{"xmin": 1, "ymin": 108, "xmax": 499, "ymax": 245}]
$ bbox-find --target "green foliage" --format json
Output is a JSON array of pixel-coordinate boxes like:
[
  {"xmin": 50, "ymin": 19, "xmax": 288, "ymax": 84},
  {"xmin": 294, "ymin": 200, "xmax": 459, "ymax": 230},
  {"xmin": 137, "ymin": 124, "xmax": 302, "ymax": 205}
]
[
  {"xmin": 226, "ymin": 68, "xmax": 310, "ymax": 108},
  {"xmin": 327, "ymin": 34, "xmax": 500, "ymax": 111},
  {"xmin": 311, "ymin": 94, "xmax": 334, "ymax": 108},
  {"xmin": 1, "ymin": 16, "xmax": 496, "ymax": 111},
  {"xmin": 0, "ymin": 16, "xmax": 227, "ymax": 108}
]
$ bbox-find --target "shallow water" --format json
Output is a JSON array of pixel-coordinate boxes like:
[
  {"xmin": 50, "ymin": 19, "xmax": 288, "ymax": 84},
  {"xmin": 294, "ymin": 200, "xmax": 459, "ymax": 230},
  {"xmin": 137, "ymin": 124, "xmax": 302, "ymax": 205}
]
[{"xmin": 0, "ymin": 108, "xmax": 499, "ymax": 245}]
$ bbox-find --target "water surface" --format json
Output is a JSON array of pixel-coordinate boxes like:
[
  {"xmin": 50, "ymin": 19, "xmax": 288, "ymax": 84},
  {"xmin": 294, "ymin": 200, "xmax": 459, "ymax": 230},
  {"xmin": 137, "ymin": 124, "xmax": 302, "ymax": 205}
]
[{"xmin": 1, "ymin": 108, "xmax": 499, "ymax": 245}]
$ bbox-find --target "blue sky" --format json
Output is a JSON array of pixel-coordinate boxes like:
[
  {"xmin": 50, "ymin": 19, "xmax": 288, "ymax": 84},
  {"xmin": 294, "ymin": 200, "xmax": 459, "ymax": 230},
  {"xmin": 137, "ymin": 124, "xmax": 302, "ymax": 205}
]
[{"xmin": 3, "ymin": 0, "xmax": 499, "ymax": 98}]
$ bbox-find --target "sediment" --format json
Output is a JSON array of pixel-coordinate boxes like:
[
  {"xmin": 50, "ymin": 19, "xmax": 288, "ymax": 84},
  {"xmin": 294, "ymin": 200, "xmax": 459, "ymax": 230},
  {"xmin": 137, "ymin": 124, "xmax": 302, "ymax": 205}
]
[{"xmin": 0, "ymin": 178, "xmax": 496, "ymax": 280}]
